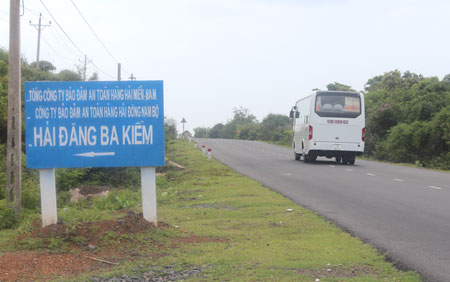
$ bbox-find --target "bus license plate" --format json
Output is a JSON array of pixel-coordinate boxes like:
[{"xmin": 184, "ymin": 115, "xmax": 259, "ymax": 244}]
[{"xmin": 333, "ymin": 144, "xmax": 342, "ymax": 150}]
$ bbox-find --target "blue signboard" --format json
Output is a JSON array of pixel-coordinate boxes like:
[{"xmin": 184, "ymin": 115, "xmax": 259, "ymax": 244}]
[{"xmin": 25, "ymin": 81, "xmax": 164, "ymax": 169}]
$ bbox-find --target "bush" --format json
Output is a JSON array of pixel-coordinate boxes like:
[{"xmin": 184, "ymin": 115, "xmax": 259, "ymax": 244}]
[
  {"xmin": 22, "ymin": 178, "xmax": 40, "ymax": 210},
  {"xmin": 82, "ymin": 167, "xmax": 140, "ymax": 189},
  {"xmin": 428, "ymin": 152, "xmax": 450, "ymax": 170},
  {"xmin": 374, "ymin": 121, "xmax": 432, "ymax": 163},
  {"xmin": 56, "ymin": 168, "xmax": 88, "ymax": 191},
  {"xmin": 0, "ymin": 206, "xmax": 18, "ymax": 230}
]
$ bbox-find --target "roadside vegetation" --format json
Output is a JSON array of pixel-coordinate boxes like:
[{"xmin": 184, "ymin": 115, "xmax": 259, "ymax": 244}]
[
  {"xmin": 0, "ymin": 140, "xmax": 421, "ymax": 281},
  {"xmin": 193, "ymin": 74, "xmax": 450, "ymax": 170}
]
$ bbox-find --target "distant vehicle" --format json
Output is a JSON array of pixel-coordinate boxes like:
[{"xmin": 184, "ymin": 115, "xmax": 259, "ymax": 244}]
[{"xmin": 290, "ymin": 91, "xmax": 365, "ymax": 165}]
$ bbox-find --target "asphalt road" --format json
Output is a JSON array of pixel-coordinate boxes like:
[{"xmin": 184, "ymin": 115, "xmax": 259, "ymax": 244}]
[{"xmin": 196, "ymin": 138, "xmax": 450, "ymax": 282}]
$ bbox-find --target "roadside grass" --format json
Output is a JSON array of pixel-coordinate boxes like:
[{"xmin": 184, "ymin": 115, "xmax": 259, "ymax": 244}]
[
  {"xmin": 149, "ymin": 141, "xmax": 420, "ymax": 281},
  {"xmin": 0, "ymin": 140, "xmax": 422, "ymax": 281}
]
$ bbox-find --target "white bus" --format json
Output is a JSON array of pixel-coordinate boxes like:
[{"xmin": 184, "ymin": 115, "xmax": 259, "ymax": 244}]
[{"xmin": 290, "ymin": 91, "xmax": 365, "ymax": 165}]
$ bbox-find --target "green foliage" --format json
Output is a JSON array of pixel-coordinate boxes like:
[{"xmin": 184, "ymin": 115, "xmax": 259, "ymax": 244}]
[
  {"xmin": 88, "ymin": 72, "xmax": 99, "ymax": 81},
  {"xmin": 193, "ymin": 108, "xmax": 292, "ymax": 146},
  {"xmin": 327, "ymin": 82, "xmax": 355, "ymax": 91},
  {"xmin": 0, "ymin": 144, "xmax": 6, "ymax": 200},
  {"xmin": 193, "ymin": 126, "xmax": 210, "ymax": 138},
  {"xmin": 92, "ymin": 189, "xmax": 140, "ymax": 210},
  {"xmin": 0, "ymin": 205, "xmax": 18, "ymax": 230},
  {"xmin": 54, "ymin": 69, "xmax": 82, "ymax": 81},
  {"xmin": 56, "ymin": 168, "xmax": 89, "ymax": 191},
  {"xmin": 365, "ymin": 70, "xmax": 450, "ymax": 168},
  {"xmin": 21, "ymin": 178, "xmax": 40, "ymax": 210},
  {"xmin": 82, "ymin": 167, "xmax": 141, "ymax": 189},
  {"xmin": 30, "ymin": 60, "xmax": 56, "ymax": 72},
  {"xmin": 165, "ymin": 117, "xmax": 178, "ymax": 142}
]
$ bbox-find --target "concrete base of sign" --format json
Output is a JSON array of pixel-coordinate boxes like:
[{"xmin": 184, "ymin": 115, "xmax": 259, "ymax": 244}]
[
  {"xmin": 39, "ymin": 168, "xmax": 57, "ymax": 227},
  {"xmin": 141, "ymin": 167, "xmax": 157, "ymax": 225}
]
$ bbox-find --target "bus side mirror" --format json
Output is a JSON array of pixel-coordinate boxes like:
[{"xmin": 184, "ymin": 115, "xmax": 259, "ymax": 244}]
[{"xmin": 290, "ymin": 110, "xmax": 300, "ymax": 118}]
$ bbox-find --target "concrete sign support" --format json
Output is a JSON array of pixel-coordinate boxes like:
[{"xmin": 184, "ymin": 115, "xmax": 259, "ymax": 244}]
[
  {"xmin": 39, "ymin": 168, "xmax": 57, "ymax": 226},
  {"xmin": 25, "ymin": 81, "xmax": 164, "ymax": 227},
  {"xmin": 141, "ymin": 167, "xmax": 157, "ymax": 225}
]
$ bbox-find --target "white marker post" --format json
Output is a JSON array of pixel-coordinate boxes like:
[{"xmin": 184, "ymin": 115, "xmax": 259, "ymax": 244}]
[
  {"xmin": 202, "ymin": 145, "xmax": 206, "ymax": 156},
  {"xmin": 141, "ymin": 167, "xmax": 157, "ymax": 225},
  {"xmin": 207, "ymin": 148, "xmax": 212, "ymax": 160},
  {"xmin": 39, "ymin": 169, "xmax": 57, "ymax": 227},
  {"xmin": 194, "ymin": 141, "xmax": 198, "ymax": 148}
]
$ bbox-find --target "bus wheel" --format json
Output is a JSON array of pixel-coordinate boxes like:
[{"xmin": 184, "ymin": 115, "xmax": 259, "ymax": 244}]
[
  {"xmin": 309, "ymin": 156, "xmax": 317, "ymax": 162},
  {"xmin": 335, "ymin": 156, "xmax": 342, "ymax": 163},
  {"xmin": 303, "ymin": 155, "xmax": 310, "ymax": 163},
  {"xmin": 302, "ymin": 150, "xmax": 309, "ymax": 163},
  {"xmin": 349, "ymin": 157, "xmax": 355, "ymax": 165},
  {"xmin": 295, "ymin": 153, "xmax": 301, "ymax": 161}
]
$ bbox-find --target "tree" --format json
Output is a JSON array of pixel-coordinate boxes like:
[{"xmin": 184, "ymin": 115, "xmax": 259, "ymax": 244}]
[
  {"xmin": 364, "ymin": 70, "xmax": 450, "ymax": 168},
  {"xmin": 164, "ymin": 117, "xmax": 177, "ymax": 141},
  {"xmin": 326, "ymin": 82, "xmax": 354, "ymax": 91},
  {"xmin": 260, "ymin": 114, "xmax": 290, "ymax": 141},
  {"xmin": 30, "ymin": 60, "xmax": 56, "ymax": 72},
  {"xmin": 56, "ymin": 69, "xmax": 82, "ymax": 81},
  {"xmin": 88, "ymin": 72, "xmax": 99, "ymax": 81},
  {"xmin": 209, "ymin": 123, "xmax": 224, "ymax": 138},
  {"xmin": 193, "ymin": 127, "xmax": 210, "ymax": 138}
]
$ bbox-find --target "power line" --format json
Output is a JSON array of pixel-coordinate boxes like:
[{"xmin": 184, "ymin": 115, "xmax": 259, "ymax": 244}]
[
  {"xmin": 47, "ymin": 26, "xmax": 82, "ymax": 58},
  {"xmin": 69, "ymin": 1, "xmax": 116, "ymax": 63},
  {"xmin": 47, "ymin": 25, "xmax": 81, "ymax": 58},
  {"xmin": 91, "ymin": 61, "xmax": 115, "ymax": 80},
  {"xmin": 69, "ymin": 0, "xmax": 131, "ymax": 76},
  {"xmin": 41, "ymin": 36, "xmax": 75, "ymax": 63},
  {"xmin": 39, "ymin": 0, "xmax": 85, "ymax": 57}
]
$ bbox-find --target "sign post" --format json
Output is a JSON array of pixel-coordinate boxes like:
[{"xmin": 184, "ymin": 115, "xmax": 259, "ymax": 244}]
[
  {"xmin": 39, "ymin": 168, "xmax": 57, "ymax": 226},
  {"xmin": 25, "ymin": 81, "xmax": 164, "ymax": 226},
  {"xmin": 141, "ymin": 167, "xmax": 156, "ymax": 224}
]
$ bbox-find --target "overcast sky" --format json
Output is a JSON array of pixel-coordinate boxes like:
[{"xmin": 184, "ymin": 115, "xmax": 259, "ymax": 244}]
[{"xmin": 1, "ymin": 0, "xmax": 449, "ymax": 133}]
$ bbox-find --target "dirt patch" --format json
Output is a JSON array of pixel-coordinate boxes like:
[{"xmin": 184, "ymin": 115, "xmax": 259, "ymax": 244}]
[
  {"xmin": 2, "ymin": 212, "xmax": 227, "ymax": 282},
  {"xmin": 156, "ymin": 160, "xmax": 186, "ymax": 174},
  {"xmin": 70, "ymin": 186, "xmax": 114, "ymax": 202},
  {"xmin": 0, "ymin": 250, "xmax": 108, "ymax": 281},
  {"xmin": 27, "ymin": 212, "xmax": 163, "ymax": 245}
]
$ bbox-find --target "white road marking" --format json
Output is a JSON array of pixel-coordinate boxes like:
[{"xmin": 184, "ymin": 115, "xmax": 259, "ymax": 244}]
[
  {"xmin": 367, "ymin": 173, "xmax": 375, "ymax": 176},
  {"xmin": 394, "ymin": 179, "xmax": 404, "ymax": 182},
  {"xmin": 282, "ymin": 173, "xmax": 292, "ymax": 176},
  {"xmin": 346, "ymin": 169, "xmax": 353, "ymax": 172},
  {"xmin": 429, "ymin": 186, "xmax": 443, "ymax": 190},
  {"xmin": 329, "ymin": 165, "xmax": 335, "ymax": 168}
]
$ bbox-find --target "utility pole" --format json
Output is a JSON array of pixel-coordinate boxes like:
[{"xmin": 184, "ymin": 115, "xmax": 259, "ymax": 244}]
[
  {"xmin": 79, "ymin": 55, "xmax": 92, "ymax": 81},
  {"xmin": 7, "ymin": 0, "xmax": 22, "ymax": 218},
  {"xmin": 181, "ymin": 118, "xmax": 187, "ymax": 139},
  {"xmin": 117, "ymin": 63, "xmax": 121, "ymax": 81},
  {"xmin": 129, "ymin": 74, "xmax": 136, "ymax": 81},
  {"xmin": 29, "ymin": 13, "xmax": 51, "ymax": 70}
]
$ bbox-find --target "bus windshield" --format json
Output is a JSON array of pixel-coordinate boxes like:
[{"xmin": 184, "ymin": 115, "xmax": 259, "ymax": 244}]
[{"xmin": 315, "ymin": 92, "xmax": 361, "ymax": 118}]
